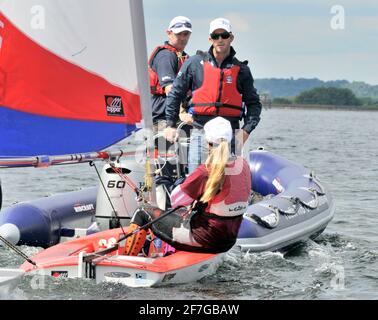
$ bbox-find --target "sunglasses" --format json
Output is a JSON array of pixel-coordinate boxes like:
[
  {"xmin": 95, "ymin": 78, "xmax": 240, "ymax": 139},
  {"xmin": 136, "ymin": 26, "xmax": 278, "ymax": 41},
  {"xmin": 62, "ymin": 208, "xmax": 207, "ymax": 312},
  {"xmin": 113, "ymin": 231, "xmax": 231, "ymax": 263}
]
[
  {"xmin": 210, "ymin": 32, "xmax": 231, "ymax": 40},
  {"xmin": 171, "ymin": 22, "xmax": 192, "ymax": 29}
]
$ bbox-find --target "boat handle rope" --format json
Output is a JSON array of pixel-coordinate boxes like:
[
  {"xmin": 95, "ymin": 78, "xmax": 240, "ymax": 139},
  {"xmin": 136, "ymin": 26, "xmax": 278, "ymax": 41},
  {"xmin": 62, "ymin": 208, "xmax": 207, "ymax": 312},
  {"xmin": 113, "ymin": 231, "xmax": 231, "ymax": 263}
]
[
  {"xmin": 276, "ymin": 196, "xmax": 302, "ymax": 215},
  {"xmin": 247, "ymin": 172, "xmax": 327, "ymax": 229},
  {"xmin": 0, "ymin": 234, "xmax": 37, "ymax": 267},
  {"xmin": 267, "ymin": 205, "xmax": 280, "ymax": 228},
  {"xmin": 297, "ymin": 187, "xmax": 323, "ymax": 210},
  {"xmin": 300, "ymin": 170, "xmax": 329, "ymax": 210},
  {"xmin": 305, "ymin": 171, "xmax": 326, "ymax": 196},
  {"xmin": 272, "ymin": 194, "xmax": 314, "ymax": 217},
  {"xmin": 277, "ymin": 171, "xmax": 326, "ymax": 212},
  {"xmin": 246, "ymin": 204, "xmax": 280, "ymax": 229},
  {"xmin": 251, "ymin": 191, "xmax": 316, "ymax": 229}
]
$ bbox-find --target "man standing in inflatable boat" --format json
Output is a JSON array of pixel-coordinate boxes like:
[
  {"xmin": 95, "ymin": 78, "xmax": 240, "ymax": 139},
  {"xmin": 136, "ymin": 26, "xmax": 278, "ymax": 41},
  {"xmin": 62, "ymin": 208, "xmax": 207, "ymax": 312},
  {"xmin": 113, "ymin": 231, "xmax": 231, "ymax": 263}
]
[
  {"xmin": 122, "ymin": 117, "xmax": 251, "ymax": 255},
  {"xmin": 164, "ymin": 17, "xmax": 262, "ymax": 172},
  {"xmin": 148, "ymin": 16, "xmax": 192, "ymax": 133}
]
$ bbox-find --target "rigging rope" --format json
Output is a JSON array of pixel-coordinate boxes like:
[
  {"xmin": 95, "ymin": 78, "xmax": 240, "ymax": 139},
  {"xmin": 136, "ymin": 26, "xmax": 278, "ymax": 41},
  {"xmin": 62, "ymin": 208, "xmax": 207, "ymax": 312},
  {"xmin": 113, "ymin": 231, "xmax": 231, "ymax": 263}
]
[{"xmin": 0, "ymin": 234, "xmax": 37, "ymax": 267}]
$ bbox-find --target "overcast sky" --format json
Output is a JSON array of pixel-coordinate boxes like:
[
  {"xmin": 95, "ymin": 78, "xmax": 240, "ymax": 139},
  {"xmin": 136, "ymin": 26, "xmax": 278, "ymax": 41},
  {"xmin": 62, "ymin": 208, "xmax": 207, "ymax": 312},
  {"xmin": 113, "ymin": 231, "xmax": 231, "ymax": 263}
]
[{"xmin": 143, "ymin": 0, "xmax": 378, "ymax": 85}]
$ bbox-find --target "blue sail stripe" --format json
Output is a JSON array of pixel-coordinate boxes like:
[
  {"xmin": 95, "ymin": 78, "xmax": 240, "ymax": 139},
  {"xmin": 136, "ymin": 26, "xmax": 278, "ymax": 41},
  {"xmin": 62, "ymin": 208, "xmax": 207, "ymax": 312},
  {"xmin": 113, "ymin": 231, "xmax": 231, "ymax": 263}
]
[{"xmin": 0, "ymin": 107, "xmax": 137, "ymax": 157}]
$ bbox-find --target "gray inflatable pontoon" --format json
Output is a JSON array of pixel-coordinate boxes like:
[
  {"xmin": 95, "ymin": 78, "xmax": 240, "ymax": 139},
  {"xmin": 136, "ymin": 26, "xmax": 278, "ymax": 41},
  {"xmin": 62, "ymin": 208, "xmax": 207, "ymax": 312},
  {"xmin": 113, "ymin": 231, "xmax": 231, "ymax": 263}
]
[{"xmin": 237, "ymin": 150, "xmax": 334, "ymax": 252}]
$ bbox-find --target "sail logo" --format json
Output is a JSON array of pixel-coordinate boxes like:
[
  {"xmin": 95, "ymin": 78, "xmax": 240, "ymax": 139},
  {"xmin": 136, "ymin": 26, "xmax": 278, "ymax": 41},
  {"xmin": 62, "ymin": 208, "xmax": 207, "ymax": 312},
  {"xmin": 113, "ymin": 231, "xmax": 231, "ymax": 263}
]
[
  {"xmin": 51, "ymin": 271, "xmax": 68, "ymax": 278},
  {"xmin": 105, "ymin": 95, "xmax": 125, "ymax": 117}
]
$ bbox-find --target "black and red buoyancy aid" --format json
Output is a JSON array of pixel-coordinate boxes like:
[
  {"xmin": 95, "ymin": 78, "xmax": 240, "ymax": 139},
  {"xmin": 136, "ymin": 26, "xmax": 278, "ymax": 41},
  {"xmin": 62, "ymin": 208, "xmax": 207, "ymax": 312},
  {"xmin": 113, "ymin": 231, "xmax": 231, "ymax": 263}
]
[
  {"xmin": 191, "ymin": 59, "xmax": 243, "ymax": 118},
  {"xmin": 148, "ymin": 44, "xmax": 188, "ymax": 95}
]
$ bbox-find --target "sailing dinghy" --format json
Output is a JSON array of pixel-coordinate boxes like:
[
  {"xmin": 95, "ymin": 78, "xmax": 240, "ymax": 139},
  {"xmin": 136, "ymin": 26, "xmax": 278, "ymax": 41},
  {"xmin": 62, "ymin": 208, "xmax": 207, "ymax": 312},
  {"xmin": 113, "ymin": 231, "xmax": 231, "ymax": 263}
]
[
  {"xmin": 0, "ymin": 0, "xmax": 152, "ymax": 241},
  {"xmin": 0, "ymin": 0, "xmax": 223, "ymax": 287}
]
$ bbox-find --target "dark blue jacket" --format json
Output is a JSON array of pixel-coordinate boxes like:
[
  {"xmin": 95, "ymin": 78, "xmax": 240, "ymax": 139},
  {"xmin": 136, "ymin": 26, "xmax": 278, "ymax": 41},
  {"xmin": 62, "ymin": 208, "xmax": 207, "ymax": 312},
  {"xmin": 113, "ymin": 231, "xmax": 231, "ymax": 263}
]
[
  {"xmin": 150, "ymin": 42, "xmax": 188, "ymax": 122},
  {"xmin": 165, "ymin": 46, "xmax": 262, "ymax": 133}
]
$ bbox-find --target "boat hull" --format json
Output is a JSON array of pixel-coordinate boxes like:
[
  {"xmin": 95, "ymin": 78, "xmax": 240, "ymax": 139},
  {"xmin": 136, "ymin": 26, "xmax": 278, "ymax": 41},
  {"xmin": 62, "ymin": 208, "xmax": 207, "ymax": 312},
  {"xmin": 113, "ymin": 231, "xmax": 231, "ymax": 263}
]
[{"xmin": 19, "ymin": 228, "xmax": 223, "ymax": 287}]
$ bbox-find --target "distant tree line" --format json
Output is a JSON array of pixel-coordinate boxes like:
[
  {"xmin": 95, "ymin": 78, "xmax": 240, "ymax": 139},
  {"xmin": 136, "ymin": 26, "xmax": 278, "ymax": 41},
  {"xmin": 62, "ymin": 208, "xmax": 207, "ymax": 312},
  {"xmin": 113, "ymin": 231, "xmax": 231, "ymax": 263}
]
[
  {"xmin": 296, "ymin": 87, "xmax": 361, "ymax": 106},
  {"xmin": 271, "ymin": 87, "xmax": 378, "ymax": 107},
  {"xmin": 255, "ymin": 78, "xmax": 378, "ymax": 101}
]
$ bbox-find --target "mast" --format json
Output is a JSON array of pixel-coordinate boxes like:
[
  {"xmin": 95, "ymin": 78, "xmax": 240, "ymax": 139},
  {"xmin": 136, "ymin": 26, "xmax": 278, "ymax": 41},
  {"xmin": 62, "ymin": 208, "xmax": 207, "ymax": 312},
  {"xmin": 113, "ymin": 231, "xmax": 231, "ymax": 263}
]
[{"xmin": 129, "ymin": 0, "xmax": 156, "ymax": 204}]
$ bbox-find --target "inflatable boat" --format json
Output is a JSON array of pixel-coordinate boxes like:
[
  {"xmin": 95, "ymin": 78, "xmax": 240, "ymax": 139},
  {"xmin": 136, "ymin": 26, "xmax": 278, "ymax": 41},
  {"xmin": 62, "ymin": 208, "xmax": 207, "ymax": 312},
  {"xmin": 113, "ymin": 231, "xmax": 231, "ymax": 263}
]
[{"xmin": 237, "ymin": 150, "xmax": 334, "ymax": 252}]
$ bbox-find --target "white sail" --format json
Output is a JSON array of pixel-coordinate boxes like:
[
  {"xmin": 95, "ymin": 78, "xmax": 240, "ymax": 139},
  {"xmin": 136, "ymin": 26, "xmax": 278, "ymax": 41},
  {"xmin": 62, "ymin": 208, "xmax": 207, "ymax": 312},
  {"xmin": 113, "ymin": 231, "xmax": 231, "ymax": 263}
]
[
  {"xmin": 0, "ymin": 0, "xmax": 149, "ymax": 95},
  {"xmin": 0, "ymin": 0, "xmax": 153, "ymax": 160}
]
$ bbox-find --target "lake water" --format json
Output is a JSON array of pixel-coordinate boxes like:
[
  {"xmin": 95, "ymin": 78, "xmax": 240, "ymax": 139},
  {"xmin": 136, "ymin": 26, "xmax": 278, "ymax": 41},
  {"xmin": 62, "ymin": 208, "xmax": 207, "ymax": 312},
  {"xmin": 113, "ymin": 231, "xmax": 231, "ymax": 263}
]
[{"xmin": 0, "ymin": 108, "xmax": 377, "ymax": 300}]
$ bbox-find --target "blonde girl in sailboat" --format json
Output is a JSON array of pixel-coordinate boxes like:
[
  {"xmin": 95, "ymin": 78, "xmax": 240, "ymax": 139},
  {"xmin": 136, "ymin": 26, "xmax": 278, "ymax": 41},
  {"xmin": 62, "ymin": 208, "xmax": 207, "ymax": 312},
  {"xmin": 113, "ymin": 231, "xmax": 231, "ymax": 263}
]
[{"xmin": 122, "ymin": 117, "xmax": 251, "ymax": 255}]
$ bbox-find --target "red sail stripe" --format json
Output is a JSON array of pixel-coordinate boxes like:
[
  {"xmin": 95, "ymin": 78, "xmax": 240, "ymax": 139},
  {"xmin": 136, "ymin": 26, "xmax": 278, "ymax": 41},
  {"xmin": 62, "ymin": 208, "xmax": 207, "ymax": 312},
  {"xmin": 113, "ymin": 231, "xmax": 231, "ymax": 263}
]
[{"xmin": 0, "ymin": 12, "xmax": 141, "ymax": 124}]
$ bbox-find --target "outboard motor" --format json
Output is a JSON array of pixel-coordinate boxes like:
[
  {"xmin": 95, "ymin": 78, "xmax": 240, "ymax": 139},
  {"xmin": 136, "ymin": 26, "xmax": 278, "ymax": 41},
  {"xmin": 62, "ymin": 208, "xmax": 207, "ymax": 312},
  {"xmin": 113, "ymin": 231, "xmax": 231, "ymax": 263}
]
[{"xmin": 95, "ymin": 159, "xmax": 145, "ymax": 231}]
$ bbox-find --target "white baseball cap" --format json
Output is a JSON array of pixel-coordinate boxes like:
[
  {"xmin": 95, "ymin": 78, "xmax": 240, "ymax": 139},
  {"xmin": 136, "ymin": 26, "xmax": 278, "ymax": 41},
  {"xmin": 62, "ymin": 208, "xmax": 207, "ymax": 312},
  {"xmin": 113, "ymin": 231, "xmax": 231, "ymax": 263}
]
[
  {"xmin": 209, "ymin": 17, "xmax": 232, "ymax": 34},
  {"xmin": 168, "ymin": 16, "xmax": 192, "ymax": 34},
  {"xmin": 204, "ymin": 117, "xmax": 233, "ymax": 144}
]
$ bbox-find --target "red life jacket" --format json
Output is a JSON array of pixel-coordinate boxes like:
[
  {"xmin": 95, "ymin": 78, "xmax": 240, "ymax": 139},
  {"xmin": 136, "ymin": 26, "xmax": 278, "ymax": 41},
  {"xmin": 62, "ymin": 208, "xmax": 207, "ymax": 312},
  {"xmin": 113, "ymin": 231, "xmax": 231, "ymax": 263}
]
[
  {"xmin": 148, "ymin": 44, "xmax": 188, "ymax": 96},
  {"xmin": 206, "ymin": 157, "xmax": 251, "ymax": 217},
  {"xmin": 191, "ymin": 60, "xmax": 243, "ymax": 118}
]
